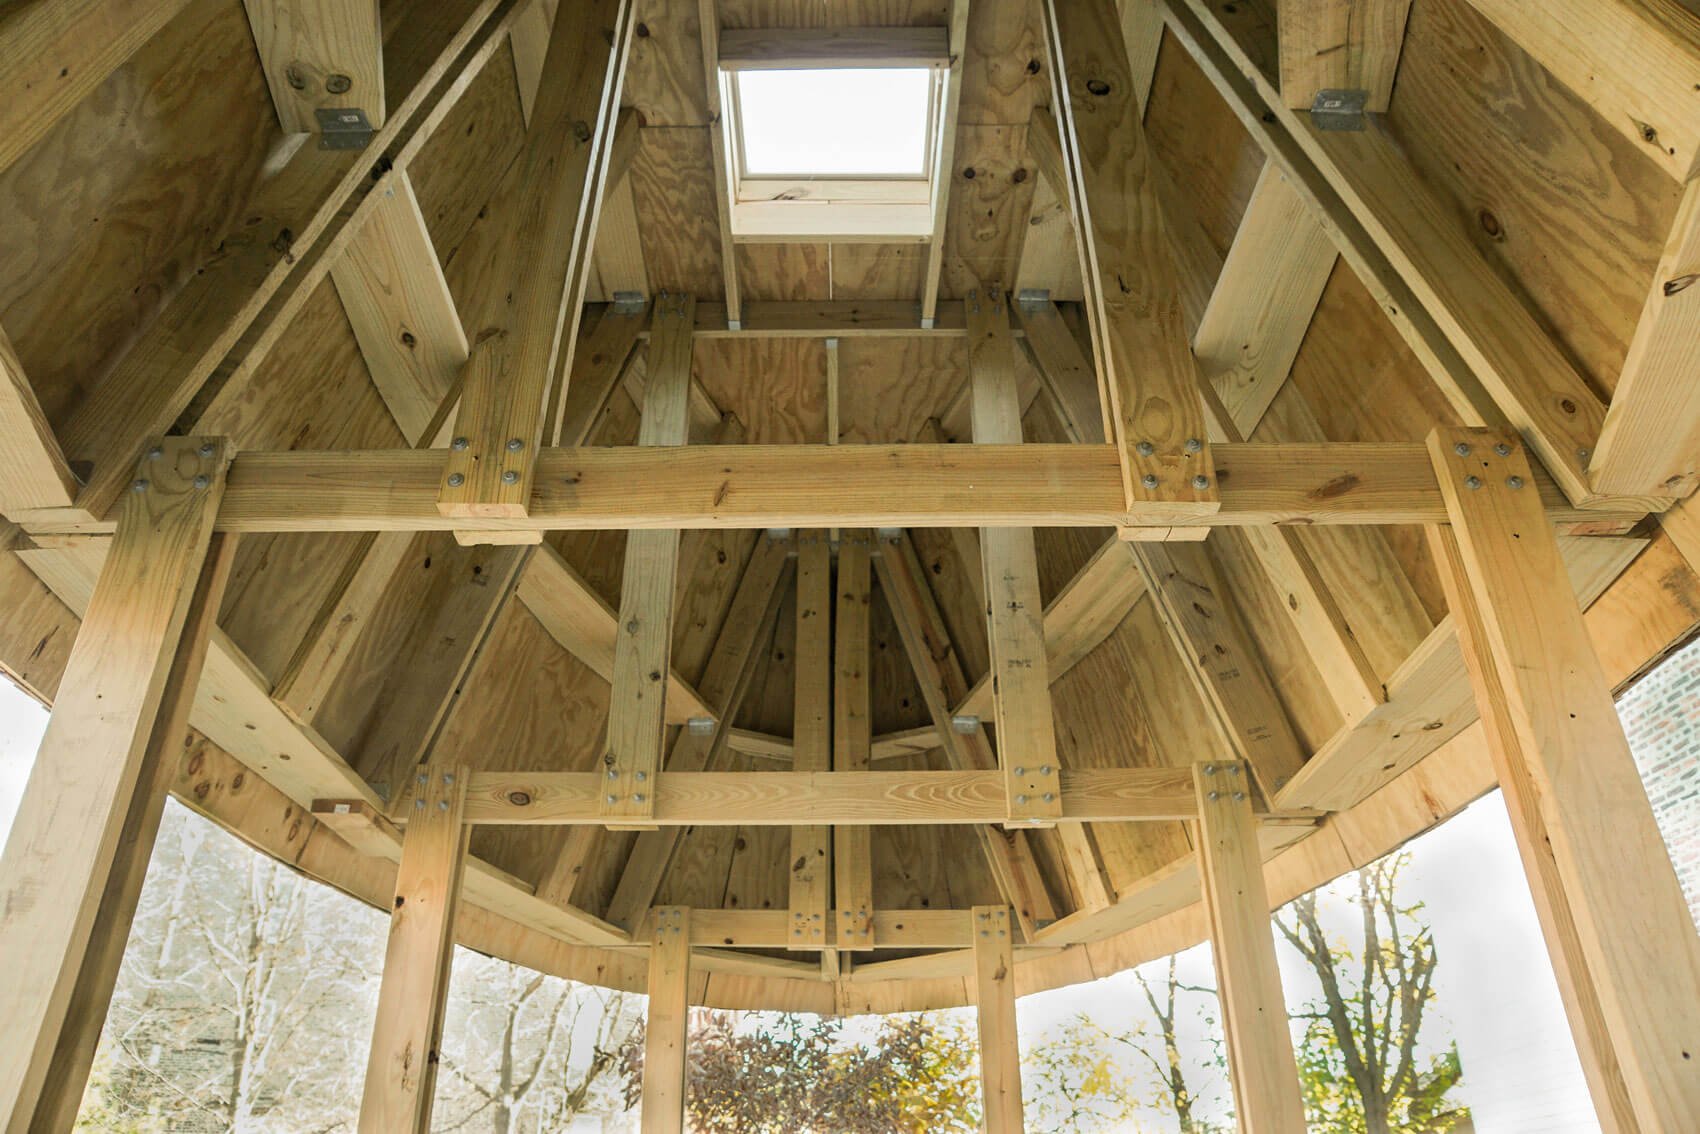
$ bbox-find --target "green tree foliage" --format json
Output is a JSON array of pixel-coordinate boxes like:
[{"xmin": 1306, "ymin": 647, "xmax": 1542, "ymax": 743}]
[
  {"xmin": 618, "ymin": 1010, "xmax": 981, "ymax": 1132},
  {"xmin": 1274, "ymin": 853, "xmax": 1470, "ymax": 1134}
]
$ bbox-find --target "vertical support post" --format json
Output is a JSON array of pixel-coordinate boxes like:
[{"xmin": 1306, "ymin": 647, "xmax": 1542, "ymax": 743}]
[
  {"xmin": 1195, "ymin": 760, "xmax": 1307, "ymax": 1134},
  {"xmin": 643, "ymin": 906, "xmax": 692, "ymax": 1134},
  {"xmin": 834, "ymin": 531, "xmax": 876, "ymax": 948},
  {"xmin": 602, "ymin": 293, "xmax": 695, "ymax": 825},
  {"xmin": 359, "ymin": 764, "xmax": 470, "ymax": 1133},
  {"xmin": 1428, "ymin": 425, "xmax": 1700, "ymax": 1132},
  {"xmin": 972, "ymin": 905, "xmax": 1024, "ymax": 1133},
  {"xmin": 28, "ymin": 532, "xmax": 239, "ymax": 1132},
  {"xmin": 0, "ymin": 436, "xmax": 228, "ymax": 1127},
  {"xmin": 789, "ymin": 532, "xmax": 833, "ymax": 951}
]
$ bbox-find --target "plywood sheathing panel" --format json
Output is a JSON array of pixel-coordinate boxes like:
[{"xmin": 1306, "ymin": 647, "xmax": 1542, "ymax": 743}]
[
  {"xmin": 1385, "ymin": 0, "xmax": 1683, "ymax": 401},
  {"xmin": 836, "ymin": 338, "xmax": 968, "ymax": 444},
  {"xmin": 831, "ymin": 244, "xmax": 929, "ymax": 299},
  {"xmin": 693, "ymin": 338, "xmax": 827, "ymax": 442},
  {"xmin": 630, "ymin": 128, "xmax": 725, "ymax": 296},
  {"xmin": 0, "ymin": 0, "xmax": 278, "ymax": 430}
]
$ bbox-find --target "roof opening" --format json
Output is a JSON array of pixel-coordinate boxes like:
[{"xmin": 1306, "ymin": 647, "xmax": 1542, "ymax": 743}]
[{"xmin": 734, "ymin": 68, "xmax": 933, "ymax": 178}]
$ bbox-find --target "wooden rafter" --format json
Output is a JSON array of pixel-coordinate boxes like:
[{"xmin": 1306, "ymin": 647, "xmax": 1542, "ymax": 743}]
[
  {"xmin": 788, "ymin": 532, "xmax": 833, "ymax": 951},
  {"xmin": 1276, "ymin": 0, "xmax": 1412, "ymax": 112}
]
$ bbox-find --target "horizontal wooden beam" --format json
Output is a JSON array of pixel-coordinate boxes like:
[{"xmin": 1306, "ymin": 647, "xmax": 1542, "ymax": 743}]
[
  {"xmin": 633, "ymin": 908, "xmax": 975, "ymax": 949},
  {"xmin": 633, "ymin": 300, "xmax": 994, "ymax": 339},
  {"xmin": 717, "ymin": 26, "xmax": 950, "ymax": 69},
  {"xmin": 22, "ymin": 443, "xmax": 1648, "ymax": 536},
  {"xmin": 413, "ymin": 768, "xmax": 1307, "ymax": 825}
]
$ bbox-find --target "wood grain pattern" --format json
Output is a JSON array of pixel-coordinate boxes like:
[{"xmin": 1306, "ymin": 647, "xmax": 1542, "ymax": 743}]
[
  {"xmin": 0, "ymin": 436, "xmax": 226, "ymax": 1123},
  {"xmin": 972, "ymin": 906, "xmax": 1024, "ymax": 1133},
  {"xmin": 642, "ymin": 907, "xmax": 692, "ymax": 1134},
  {"xmin": 244, "ymin": 0, "xmax": 385, "ymax": 132},
  {"xmin": 1277, "ymin": 0, "xmax": 1411, "ymax": 111},
  {"xmin": 0, "ymin": 321, "xmax": 78, "ymax": 513}
]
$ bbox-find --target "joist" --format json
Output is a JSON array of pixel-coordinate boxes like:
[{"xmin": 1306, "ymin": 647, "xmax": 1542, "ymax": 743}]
[
  {"xmin": 0, "ymin": 437, "xmax": 228, "ymax": 1126},
  {"xmin": 1192, "ymin": 163, "xmax": 1337, "ymax": 440},
  {"xmin": 601, "ymin": 294, "xmax": 696, "ymax": 824},
  {"xmin": 1132, "ymin": 542, "xmax": 1309, "ymax": 797},
  {"xmin": 1428, "ymin": 426, "xmax": 1700, "ymax": 1131},
  {"xmin": 45, "ymin": 0, "xmax": 524, "ymax": 528},
  {"xmin": 698, "ymin": 0, "xmax": 743, "ymax": 326},
  {"xmin": 1042, "ymin": 0, "xmax": 1218, "ymax": 517},
  {"xmin": 1277, "ymin": 0, "xmax": 1412, "ymax": 113},
  {"xmin": 331, "ymin": 171, "xmax": 469, "ymax": 446},
  {"xmin": 918, "ymin": 0, "xmax": 970, "ymax": 324},
  {"xmin": 1160, "ymin": 0, "xmax": 1623, "ymax": 508},
  {"xmin": 834, "ymin": 530, "xmax": 877, "ymax": 948},
  {"xmin": 642, "ymin": 907, "xmax": 691, "ymax": 1134},
  {"xmin": 0, "ymin": 322, "xmax": 79, "ymax": 515},
  {"xmin": 437, "ymin": 0, "xmax": 635, "ymax": 523},
  {"xmin": 1589, "ymin": 180, "xmax": 1700, "ymax": 496},
  {"xmin": 875, "ymin": 532, "xmax": 1059, "ymax": 937},
  {"xmin": 243, "ymin": 0, "xmax": 385, "ymax": 133},
  {"xmin": 789, "ymin": 532, "xmax": 833, "ymax": 951},
  {"xmin": 358, "ymin": 764, "xmax": 469, "ymax": 1133},
  {"xmin": 442, "ymin": 761, "xmax": 1210, "ymax": 826},
  {"xmin": 1195, "ymin": 761, "xmax": 1308, "ymax": 1134},
  {"xmin": 0, "ymin": 0, "xmax": 196, "ymax": 173},
  {"xmin": 68, "ymin": 442, "xmax": 1653, "ymax": 536},
  {"xmin": 968, "ymin": 289, "xmax": 1064, "ymax": 827},
  {"xmin": 1457, "ymin": 0, "xmax": 1700, "ymax": 182},
  {"xmin": 603, "ymin": 531, "xmax": 792, "ymax": 929},
  {"xmin": 972, "ymin": 906, "xmax": 1024, "ymax": 1134}
]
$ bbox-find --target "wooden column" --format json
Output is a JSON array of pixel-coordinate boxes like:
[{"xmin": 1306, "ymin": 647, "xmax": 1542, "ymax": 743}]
[
  {"xmin": 359, "ymin": 764, "xmax": 471, "ymax": 1133},
  {"xmin": 602, "ymin": 293, "xmax": 695, "ymax": 825},
  {"xmin": 789, "ymin": 532, "xmax": 833, "ymax": 951},
  {"xmin": 1195, "ymin": 760, "xmax": 1306, "ymax": 1134},
  {"xmin": 972, "ymin": 905, "xmax": 1024, "ymax": 1133},
  {"xmin": 834, "ymin": 531, "xmax": 876, "ymax": 948},
  {"xmin": 1428, "ymin": 425, "xmax": 1700, "ymax": 1132},
  {"xmin": 643, "ymin": 906, "xmax": 692, "ymax": 1134},
  {"xmin": 0, "ymin": 437, "xmax": 228, "ymax": 1127}
]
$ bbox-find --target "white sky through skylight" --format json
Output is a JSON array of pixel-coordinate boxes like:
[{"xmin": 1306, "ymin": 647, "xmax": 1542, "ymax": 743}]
[{"xmin": 736, "ymin": 68, "xmax": 931, "ymax": 177}]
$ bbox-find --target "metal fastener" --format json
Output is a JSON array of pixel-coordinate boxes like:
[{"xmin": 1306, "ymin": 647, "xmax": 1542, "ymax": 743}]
[
  {"xmin": 1141, "ymin": 474, "xmax": 1159, "ymax": 489},
  {"xmin": 1015, "ymin": 794, "xmax": 1029, "ymax": 805},
  {"xmin": 193, "ymin": 474, "xmax": 210, "ymax": 489},
  {"xmin": 607, "ymin": 769, "xmax": 618, "ymax": 780},
  {"xmin": 1455, "ymin": 442, "xmax": 1472, "ymax": 457},
  {"xmin": 325, "ymin": 73, "xmax": 353, "ymax": 94},
  {"xmin": 147, "ymin": 446, "xmax": 163, "ymax": 460},
  {"xmin": 447, "ymin": 472, "xmax": 465, "ymax": 488},
  {"xmin": 1204, "ymin": 763, "xmax": 1216, "ymax": 774},
  {"xmin": 1494, "ymin": 442, "xmax": 1512, "ymax": 457},
  {"xmin": 632, "ymin": 793, "xmax": 645, "ymax": 803},
  {"xmin": 415, "ymin": 798, "xmax": 425, "ymax": 810},
  {"xmin": 635, "ymin": 771, "xmax": 647, "ymax": 782},
  {"xmin": 1042, "ymin": 793, "xmax": 1055, "ymax": 803},
  {"xmin": 438, "ymin": 799, "xmax": 448, "ymax": 811},
  {"xmin": 506, "ymin": 438, "xmax": 524, "ymax": 452},
  {"xmin": 1136, "ymin": 441, "xmax": 1155, "ymax": 457},
  {"xmin": 1041, "ymin": 765, "xmax": 1053, "ymax": 776},
  {"xmin": 1192, "ymin": 475, "xmax": 1210, "ymax": 490},
  {"xmin": 451, "ymin": 437, "xmax": 469, "ymax": 451},
  {"xmin": 199, "ymin": 442, "xmax": 215, "ymax": 458},
  {"xmin": 501, "ymin": 469, "xmax": 519, "ymax": 485},
  {"xmin": 1208, "ymin": 790, "xmax": 1219, "ymax": 801},
  {"xmin": 131, "ymin": 479, "xmax": 149, "ymax": 493},
  {"xmin": 419, "ymin": 772, "xmax": 428, "ymax": 784},
  {"xmin": 606, "ymin": 794, "xmax": 618, "ymax": 804},
  {"xmin": 1184, "ymin": 438, "xmax": 1202, "ymax": 453},
  {"xmin": 1464, "ymin": 475, "xmax": 1482, "ymax": 490},
  {"xmin": 1505, "ymin": 475, "xmax": 1524, "ymax": 490},
  {"xmin": 1014, "ymin": 766, "xmax": 1026, "ymax": 777},
  {"xmin": 1233, "ymin": 791, "xmax": 1245, "ymax": 802}
]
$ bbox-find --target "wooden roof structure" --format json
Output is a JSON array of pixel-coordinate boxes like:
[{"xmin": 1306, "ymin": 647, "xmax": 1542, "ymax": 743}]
[{"xmin": 1, "ymin": 0, "xmax": 1699, "ymax": 1129}]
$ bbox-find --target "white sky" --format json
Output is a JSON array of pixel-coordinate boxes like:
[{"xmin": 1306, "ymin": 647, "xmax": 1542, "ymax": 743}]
[
  {"xmin": 736, "ymin": 68, "xmax": 931, "ymax": 177},
  {"xmin": 0, "ymin": 679, "xmax": 47, "ymax": 845}
]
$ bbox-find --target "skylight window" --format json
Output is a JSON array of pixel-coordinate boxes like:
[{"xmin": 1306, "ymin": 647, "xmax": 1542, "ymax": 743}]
[
  {"xmin": 714, "ymin": 27, "xmax": 951, "ymax": 242},
  {"xmin": 735, "ymin": 69, "xmax": 933, "ymax": 178}
]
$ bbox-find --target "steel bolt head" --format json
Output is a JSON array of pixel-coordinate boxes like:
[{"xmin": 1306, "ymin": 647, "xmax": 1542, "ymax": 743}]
[
  {"xmin": 447, "ymin": 472, "xmax": 465, "ymax": 488},
  {"xmin": 147, "ymin": 446, "xmax": 163, "ymax": 461},
  {"xmin": 1141, "ymin": 473, "xmax": 1159, "ymax": 489},
  {"xmin": 1135, "ymin": 441, "xmax": 1155, "ymax": 457},
  {"xmin": 1233, "ymin": 791, "xmax": 1245, "ymax": 801},
  {"xmin": 199, "ymin": 442, "xmax": 215, "ymax": 458},
  {"xmin": 635, "ymin": 770, "xmax": 647, "ymax": 782},
  {"xmin": 1041, "ymin": 765, "xmax": 1053, "ymax": 776},
  {"xmin": 1455, "ymin": 442, "xmax": 1472, "ymax": 456},
  {"xmin": 451, "ymin": 437, "xmax": 469, "ymax": 451},
  {"xmin": 325, "ymin": 73, "xmax": 353, "ymax": 94},
  {"xmin": 1505, "ymin": 475, "xmax": 1524, "ymax": 490},
  {"xmin": 631, "ymin": 793, "xmax": 645, "ymax": 803},
  {"xmin": 193, "ymin": 474, "xmax": 210, "ymax": 489},
  {"xmin": 1015, "ymin": 794, "xmax": 1029, "ymax": 805},
  {"xmin": 131, "ymin": 479, "xmax": 148, "ymax": 493},
  {"xmin": 1184, "ymin": 437, "xmax": 1202, "ymax": 453},
  {"xmin": 438, "ymin": 799, "xmax": 449, "ymax": 811},
  {"xmin": 1464, "ymin": 475, "xmax": 1482, "ymax": 490},
  {"xmin": 501, "ymin": 469, "xmax": 519, "ymax": 485},
  {"xmin": 606, "ymin": 794, "xmax": 617, "ymax": 804},
  {"xmin": 1494, "ymin": 442, "xmax": 1512, "ymax": 457},
  {"xmin": 1042, "ymin": 792, "xmax": 1055, "ymax": 803},
  {"xmin": 1204, "ymin": 763, "xmax": 1216, "ymax": 774},
  {"xmin": 506, "ymin": 437, "xmax": 524, "ymax": 452},
  {"xmin": 1192, "ymin": 475, "xmax": 1210, "ymax": 490},
  {"xmin": 1014, "ymin": 766, "xmax": 1026, "ymax": 777},
  {"xmin": 1208, "ymin": 790, "xmax": 1219, "ymax": 801},
  {"xmin": 415, "ymin": 798, "xmax": 425, "ymax": 810}
]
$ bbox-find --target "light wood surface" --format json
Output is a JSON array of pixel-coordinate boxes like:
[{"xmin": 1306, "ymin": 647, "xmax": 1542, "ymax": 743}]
[
  {"xmin": 972, "ymin": 906, "xmax": 1024, "ymax": 1133},
  {"xmin": 0, "ymin": 437, "xmax": 227, "ymax": 1125},
  {"xmin": 1277, "ymin": 0, "xmax": 1412, "ymax": 112},
  {"xmin": 642, "ymin": 906, "xmax": 692, "ymax": 1134},
  {"xmin": 358, "ymin": 764, "xmax": 470, "ymax": 1133}
]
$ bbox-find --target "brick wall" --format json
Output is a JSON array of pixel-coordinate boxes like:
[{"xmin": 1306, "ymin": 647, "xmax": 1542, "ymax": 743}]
[{"xmin": 1617, "ymin": 633, "xmax": 1700, "ymax": 927}]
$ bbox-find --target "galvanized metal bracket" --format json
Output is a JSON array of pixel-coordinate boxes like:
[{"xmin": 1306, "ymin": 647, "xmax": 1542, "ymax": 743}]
[
  {"xmin": 611, "ymin": 290, "xmax": 649, "ymax": 315},
  {"xmin": 1310, "ymin": 89, "xmax": 1368, "ymax": 131},
  {"xmin": 316, "ymin": 107, "xmax": 375, "ymax": 150},
  {"xmin": 1016, "ymin": 288, "xmax": 1051, "ymax": 309}
]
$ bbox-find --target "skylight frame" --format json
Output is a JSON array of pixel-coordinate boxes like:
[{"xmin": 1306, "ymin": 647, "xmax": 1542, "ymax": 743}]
[{"xmin": 714, "ymin": 28, "xmax": 953, "ymax": 243}]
